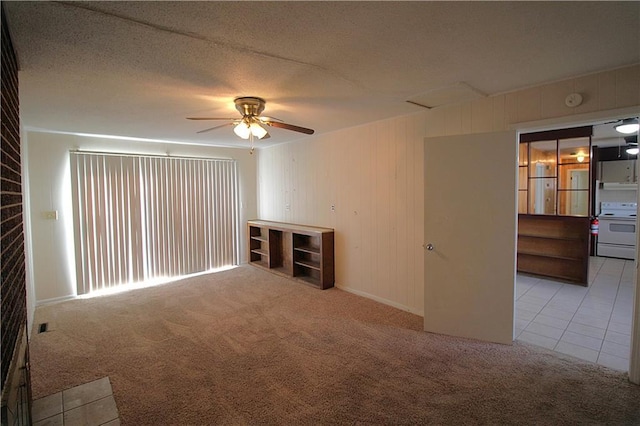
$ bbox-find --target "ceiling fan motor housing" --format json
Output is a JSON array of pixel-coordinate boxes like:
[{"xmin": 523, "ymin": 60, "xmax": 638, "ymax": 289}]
[{"xmin": 235, "ymin": 97, "xmax": 266, "ymax": 116}]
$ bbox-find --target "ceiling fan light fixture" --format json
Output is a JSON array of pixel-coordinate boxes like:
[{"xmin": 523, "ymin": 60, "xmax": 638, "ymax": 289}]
[
  {"xmin": 250, "ymin": 122, "xmax": 268, "ymax": 139},
  {"xmin": 615, "ymin": 118, "xmax": 639, "ymax": 134},
  {"xmin": 233, "ymin": 122, "xmax": 251, "ymax": 139}
]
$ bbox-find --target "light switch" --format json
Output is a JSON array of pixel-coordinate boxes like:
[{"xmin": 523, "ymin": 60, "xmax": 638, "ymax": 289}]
[{"xmin": 43, "ymin": 210, "xmax": 58, "ymax": 220}]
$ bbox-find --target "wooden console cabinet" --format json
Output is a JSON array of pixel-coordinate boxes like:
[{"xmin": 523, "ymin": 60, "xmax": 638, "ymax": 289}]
[
  {"xmin": 517, "ymin": 215, "xmax": 590, "ymax": 285},
  {"xmin": 248, "ymin": 220, "xmax": 335, "ymax": 289}
]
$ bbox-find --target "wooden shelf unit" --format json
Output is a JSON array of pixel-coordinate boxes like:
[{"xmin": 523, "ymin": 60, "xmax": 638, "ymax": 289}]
[
  {"xmin": 517, "ymin": 215, "xmax": 590, "ymax": 285},
  {"xmin": 247, "ymin": 220, "xmax": 335, "ymax": 289}
]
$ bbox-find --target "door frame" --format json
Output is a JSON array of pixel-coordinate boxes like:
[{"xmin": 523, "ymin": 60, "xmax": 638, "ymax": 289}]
[{"xmin": 512, "ymin": 106, "xmax": 640, "ymax": 384}]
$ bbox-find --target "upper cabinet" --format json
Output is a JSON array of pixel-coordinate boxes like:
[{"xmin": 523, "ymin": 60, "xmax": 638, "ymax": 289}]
[{"xmin": 599, "ymin": 159, "xmax": 637, "ymax": 183}]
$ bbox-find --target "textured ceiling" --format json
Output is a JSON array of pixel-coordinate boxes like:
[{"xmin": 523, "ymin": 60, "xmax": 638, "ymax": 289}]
[{"xmin": 4, "ymin": 1, "xmax": 640, "ymax": 148}]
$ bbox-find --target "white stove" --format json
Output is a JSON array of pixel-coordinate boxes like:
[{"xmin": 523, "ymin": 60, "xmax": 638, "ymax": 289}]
[
  {"xmin": 598, "ymin": 202, "xmax": 637, "ymax": 260},
  {"xmin": 599, "ymin": 202, "xmax": 637, "ymax": 220}
]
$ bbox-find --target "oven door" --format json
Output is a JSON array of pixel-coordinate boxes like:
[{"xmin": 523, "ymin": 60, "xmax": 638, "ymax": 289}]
[{"xmin": 598, "ymin": 218, "xmax": 637, "ymax": 246}]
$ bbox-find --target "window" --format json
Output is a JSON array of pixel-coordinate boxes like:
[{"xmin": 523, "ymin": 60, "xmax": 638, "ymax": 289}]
[
  {"xmin": 70, "ymin": 152, "xmax": 239, "ymax": 294},
  {"xmin": 519, "ymin": 127, "xmax": 592, "ymax": 216}
]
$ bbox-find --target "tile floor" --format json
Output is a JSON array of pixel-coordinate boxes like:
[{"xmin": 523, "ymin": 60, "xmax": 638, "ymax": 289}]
[
  {"xmin": 516, "ymin": 256, "xmax": 634, "ymax": 372},
  {"xmin": 32, "ymin": 377, "xmax": 120, "ymax": 426}
]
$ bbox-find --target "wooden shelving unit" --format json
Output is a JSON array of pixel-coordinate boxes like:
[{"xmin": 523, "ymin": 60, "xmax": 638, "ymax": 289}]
[
  {"xmin": 247, "ymin": 220, "xmax": 335, "ymax": 289},
  {"xmin": 517, "ymin": 215, "xmax": 590, "ymax": 285}
]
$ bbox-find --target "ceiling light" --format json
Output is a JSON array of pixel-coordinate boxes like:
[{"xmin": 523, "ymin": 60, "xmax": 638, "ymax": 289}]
[
  {"xmin": 249, "ymin": 122, "xmax": 268, "ymax": 139},
  {"xmin": 577, "ymin": 154, "xmax": 585, "ymax": 163},
  {"xmin": 233, "ymin": 122, "xmax": 250, "ymax": 139},
  {"xmin": 626, "ymin": 146, "xmax": 639, "ymax": 155},
  {"xmin": 615, "ymin": 118, "xmax": 639, "ymax": 134}
]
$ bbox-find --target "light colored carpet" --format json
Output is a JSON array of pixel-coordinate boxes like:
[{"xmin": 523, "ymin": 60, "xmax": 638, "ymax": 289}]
[{"xmin": 31, "ymin": 265, "xmax": 640, "ymax": 425}]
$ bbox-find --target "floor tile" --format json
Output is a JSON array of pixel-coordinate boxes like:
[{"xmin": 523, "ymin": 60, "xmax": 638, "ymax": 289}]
[
  {"xmin": 619, "ymin": 279, "xmax": 635, "ymax": 288},
  {"xmin": 605, "ymin": 329, "xmax": 632, "ymax": 346},
  {"xmin": 570, "ymin": 313, "xmax": 609, "ymax": 330},
  {"xmin": 64, "ymin": 395, "xmax": 119, "ymax": 426},
  {"xmin": 554, "ymin": 341, "xmax": 599, "ymax": 363},
  {"xmin": 32, "ymin": 392, "xmax": 63, "ymax": 423},
  {"xmin": 546, "ymin": 299, "xmax": 581, "ymax": 311},
  {"xmin": 555, "ymin": 286, "xmax": 588, "ymax": 298},
  {"xmin": 531, "ymin": 314, "xmax": 569, "ymax": 330},
  {"xmin": 527, "ymin": 288, "xmax": 560, "ymax": 300},
  {"xmin": 560, "ymin": 331, "xmax": 603, "ymax": 351},
  {"xmin": 608, "ymin": 321, "xmax": 632, "ymax": 335},
  {"xmin": 515, "ymin": 308, "xmax": 537, "ymax": 322},
  {"xmin": 597, "ymin": 352, "xmax": 629, "ymax": 371},
  {"xmin": 580, "ymin": 296, "xmax": 615, "ymax": 310},
  {"xmin": 524, "ymin": 322, "xmax": 565, "ymax": 340},
  {"xmin": 516, "ymin": 274, "xmax": 540, "ymax": 286},
  {"xmin": 33, "ymin": 413, "xmax": 63, "ymax": 426},
  {"xmin": 610, "ymin": 311, "xmax": 633, "ymax": 325},
  {"xmin": 613, "ymin": 299, "xmax": 634, "ymax": 311},
  {"xmin": 518, "ymin": 294, "xmax": 550, "ymax": 308},
  {"xmin": 575, "ymin": 306, "xmax": 612, "ymax": 321},
  {"xmin": 616, "ymin": 287, "xmax": 635, "ymax": 300},
  {"xmin": 63, "ymin": 377, "xmax": 113, "ymax": 411},
  {"xmin": 34, "ymin": 377, "xmax": 120, "ymax": 426},
  {"xmin": 516, "ymin": 257, "xmax": 635, "ymax": 373},
  {"xmin": 600, "ymin": 340, "xmax": 631, "ymax": 359},
  {"xmin": 540, "ymin": 306, "xmax": 575, "ymax": 321},
  {"xmin": 566, "ymin": 322, "xmax": 606, "ymax": 340},
  {"xmin": 517, "ymin": 331, "xmax": 558, "ymax": 350},
  {"xmin": 516, "ymin": 300, "xmax": 544, "ymax": 314},
  {"xmin": 515, "ymin": 318, "xmax": 530, "ymax": 330}
]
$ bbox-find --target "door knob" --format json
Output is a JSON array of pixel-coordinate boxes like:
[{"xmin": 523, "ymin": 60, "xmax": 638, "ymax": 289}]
[{"xmin": 423, "ymin": 243, "xmax": 434, "ymax": 251}]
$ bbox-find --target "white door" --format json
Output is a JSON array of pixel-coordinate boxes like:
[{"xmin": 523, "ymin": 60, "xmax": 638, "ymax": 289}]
[{"xmin": 424, "ymin": 131, "xmax": 517, "ymax": 345}]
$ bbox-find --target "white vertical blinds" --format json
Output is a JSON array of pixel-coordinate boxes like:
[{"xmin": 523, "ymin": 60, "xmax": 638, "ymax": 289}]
[{"xmin": 71, "ymin": 152, "xmax": 239, "ymax": 294}]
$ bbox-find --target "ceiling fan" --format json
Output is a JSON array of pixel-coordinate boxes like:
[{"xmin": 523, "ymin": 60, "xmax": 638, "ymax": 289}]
[{"xmin": 187, "ymin": 97, "xmax": 314, "ymax": 142}]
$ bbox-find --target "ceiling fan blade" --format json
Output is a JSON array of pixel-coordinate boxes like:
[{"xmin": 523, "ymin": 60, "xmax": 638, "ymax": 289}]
[
  {"xmin": 264, "ymin": 120, "xmax": 315, "ymax": 135},
  {"xmin": 197, "ymin": 123, "xmax": 233, "ymax": 134},
  {"xmin": 187, "ymin": 117, "xmax": 237, "ymax": 121},
  {"xmin": 257, "ymin": 116, "xmax": 283, "ymax": 123}
]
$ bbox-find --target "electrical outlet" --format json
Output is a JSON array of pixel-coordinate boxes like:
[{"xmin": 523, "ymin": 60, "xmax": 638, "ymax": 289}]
[
  {"xmin": 285, "ymin": 204, "xmax": 290, "ymax": 211},
  {"xmin": 42, "ymin": 210, "xmax": 58, "ymax": 220},
  {"xmin": 331, "ymin": 205, "xmax": 335, "ymax": 211}
]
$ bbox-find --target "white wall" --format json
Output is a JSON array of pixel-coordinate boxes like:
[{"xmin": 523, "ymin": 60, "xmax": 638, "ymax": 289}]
[
  {"xmin": 24, "ymin": 131, "xmax": 257, "ymax": 304},
  {"xmin": 259, "ymin": 116, "xmax": 427, "ymax": 313},
  {"xmin": 257, "ymin": 64, "xmax": 640, "ymax": 315}
]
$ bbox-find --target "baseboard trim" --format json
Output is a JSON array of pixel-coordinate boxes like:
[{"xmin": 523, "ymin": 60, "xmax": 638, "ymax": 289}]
[
  {"xmin": 335, "ymin": 284, "xmax": 424, "ymax": 317},
  {"xmin": 36, "ymin": 295, "xmax": 76, "ymax": 306}
]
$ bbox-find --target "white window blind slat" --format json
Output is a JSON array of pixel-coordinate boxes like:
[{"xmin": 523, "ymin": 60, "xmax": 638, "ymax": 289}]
[{"xmin": 71, "ymin": 152, "xmax": 239, "ymax": 294}]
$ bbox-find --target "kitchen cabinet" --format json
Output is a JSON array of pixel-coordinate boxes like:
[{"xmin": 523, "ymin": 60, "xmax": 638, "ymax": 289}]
[
  {"xmin": 248, "ymin": 220, "xmax": 334, "ymax": 289},
  {"xmin": 599, "ymin": 160, "xmax": 637, "ymax": 183}
]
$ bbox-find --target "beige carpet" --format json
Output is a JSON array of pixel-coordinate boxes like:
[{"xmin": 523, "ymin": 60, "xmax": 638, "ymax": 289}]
[{"xmin": 31, "ymin": 265, "xmax": 640, "ymax": 425}]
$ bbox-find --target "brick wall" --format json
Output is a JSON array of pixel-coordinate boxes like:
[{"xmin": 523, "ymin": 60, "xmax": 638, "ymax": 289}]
[{"xmin": 1, "ymin": 4, "xmax": 27, "ymax": 390}]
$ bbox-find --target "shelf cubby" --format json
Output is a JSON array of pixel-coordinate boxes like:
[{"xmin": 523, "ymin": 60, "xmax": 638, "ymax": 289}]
[
  {"xmin": 517, "ymin": 214, "xmax": 590, "ymax": 285},
  {"xmin": 247, "ymin": 220, "xmax": 334, "ymax": 289}
]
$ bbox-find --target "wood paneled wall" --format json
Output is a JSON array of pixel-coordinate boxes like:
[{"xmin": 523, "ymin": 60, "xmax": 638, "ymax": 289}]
[
  {"xmin": 257, "ymin": 64, "xmax": 639, "ymax": 315},
  {"xmin": 259, "ymin": 115, "xmax": 427, "ymax": 313}
]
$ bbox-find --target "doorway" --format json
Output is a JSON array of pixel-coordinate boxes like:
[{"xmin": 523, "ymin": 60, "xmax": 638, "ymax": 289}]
[{"xmin": 515, "ymin": 119, "xmax": 638, "ymax": 374}]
